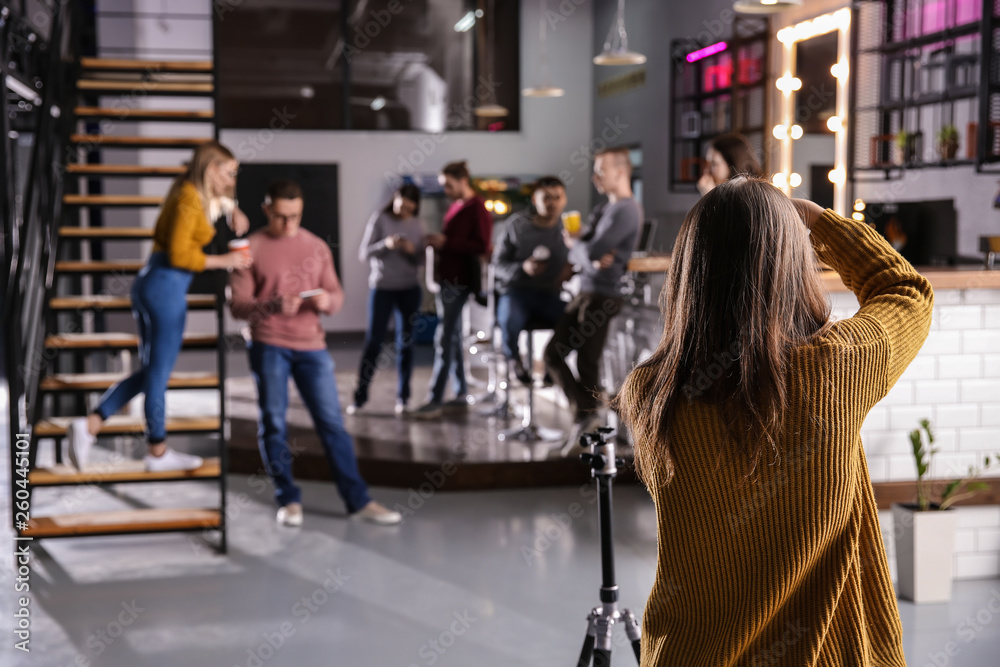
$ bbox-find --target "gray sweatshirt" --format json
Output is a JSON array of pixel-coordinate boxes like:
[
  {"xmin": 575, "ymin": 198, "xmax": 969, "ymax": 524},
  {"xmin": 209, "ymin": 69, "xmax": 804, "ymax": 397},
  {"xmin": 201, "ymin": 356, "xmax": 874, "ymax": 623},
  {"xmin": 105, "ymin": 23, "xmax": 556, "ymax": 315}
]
[
  {"xmin": 569, "ymin": 198, "xmax": 642, "ymax": 296},
  {"xmin": 492, "ymin": 210, "xmax": 569, "ymax": 294},
  {"xmin": 359, "ymin": 211, "xmax": 426, "ymax": 290}
]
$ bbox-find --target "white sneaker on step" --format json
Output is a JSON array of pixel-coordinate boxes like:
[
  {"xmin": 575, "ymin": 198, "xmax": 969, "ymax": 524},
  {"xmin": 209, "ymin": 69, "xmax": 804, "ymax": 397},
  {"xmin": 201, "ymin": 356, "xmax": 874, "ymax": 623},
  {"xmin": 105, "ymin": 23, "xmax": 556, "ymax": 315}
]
[
  {"xmin": 67, "ymin": 417, "xmax": 95, "ymax": 471},
  {"xmin": 144, "ymin": 447, "xmax": 204, "ymax": 472}
]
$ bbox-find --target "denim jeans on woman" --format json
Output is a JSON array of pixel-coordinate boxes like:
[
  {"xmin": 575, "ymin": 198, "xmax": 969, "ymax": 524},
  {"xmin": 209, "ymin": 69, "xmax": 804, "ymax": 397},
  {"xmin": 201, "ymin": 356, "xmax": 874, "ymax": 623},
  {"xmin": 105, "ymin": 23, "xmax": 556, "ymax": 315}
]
[
  {"xmin": 353, "ymin": 286, "xmax": 423, "ymax": 407},
  {"xmin": 93, "ymin": 252, "xmax": 190, "ymax": 444},
  {"xmin": 248, "ymin": 341, "xmax": 371, "ymax": 512},
  {"xmin": 427, "ymin": 284, "xmax": 470, "ymax": 404}
]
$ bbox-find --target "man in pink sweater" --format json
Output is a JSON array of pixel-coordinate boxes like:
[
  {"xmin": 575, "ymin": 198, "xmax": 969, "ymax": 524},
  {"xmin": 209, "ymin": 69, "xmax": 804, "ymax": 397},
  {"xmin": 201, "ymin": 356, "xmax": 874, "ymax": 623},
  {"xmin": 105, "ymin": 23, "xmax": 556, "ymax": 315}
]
[{"xmin": 230, "ymin": 179, "xmax": 400, "ymax": 526}]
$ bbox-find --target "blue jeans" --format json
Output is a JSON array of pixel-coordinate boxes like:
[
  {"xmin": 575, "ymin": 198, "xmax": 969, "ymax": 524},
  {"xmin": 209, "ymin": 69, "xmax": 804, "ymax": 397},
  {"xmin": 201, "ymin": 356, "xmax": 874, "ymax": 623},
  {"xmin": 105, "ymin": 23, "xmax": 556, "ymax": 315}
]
[
  {"xmin": 496, "ymin": 288, "xmax": 565, "ymax": 359},
  {"xmin": 428, "ymin": 285, "xmax": 470, "ymax": 404},
  {"xmin": 94, "ymin": 252, "xmax": 190, "ymax": 444},
  {"xmin": 353, "ymin": 286, "xmax": 423, "ymax": 406},
  {"xmin": 248, "ymin": 341, "xmax": 371, "ymax": 512}
]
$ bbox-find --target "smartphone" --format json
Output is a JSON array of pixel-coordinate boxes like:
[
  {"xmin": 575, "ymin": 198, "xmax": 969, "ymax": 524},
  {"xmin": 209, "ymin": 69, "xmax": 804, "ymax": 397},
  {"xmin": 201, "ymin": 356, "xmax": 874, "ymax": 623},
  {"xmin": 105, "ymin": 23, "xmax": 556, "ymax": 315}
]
[{"xmin": 298, "ymin": 289, "xmax": 324, "ymax": 298}]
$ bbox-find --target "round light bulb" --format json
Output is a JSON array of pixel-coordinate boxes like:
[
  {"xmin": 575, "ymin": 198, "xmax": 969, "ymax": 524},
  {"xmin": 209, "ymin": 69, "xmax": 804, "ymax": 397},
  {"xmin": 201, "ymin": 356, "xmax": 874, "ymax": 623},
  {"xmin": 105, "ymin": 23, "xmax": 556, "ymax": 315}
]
[
  {"xmin": 772, "ymin": 124, "xmax": 788, "ymax": 140},
  {"xmin": 826, "ymin": 116, "xmax": 843, "ymax": 132},
  {"xmin": 828, "ymin": 168, "xmax": 845, "ymax": 185},
  {"xmin": 789, "ymin": 172, "xmax": 802, "ymax": 187},
  {"xmin": 772, "ymin": 172, "xmax": 788, "ymax": 188},
  {"xmin": 790, "ymin": 125, "xmax": 803, "ymax": 140}
]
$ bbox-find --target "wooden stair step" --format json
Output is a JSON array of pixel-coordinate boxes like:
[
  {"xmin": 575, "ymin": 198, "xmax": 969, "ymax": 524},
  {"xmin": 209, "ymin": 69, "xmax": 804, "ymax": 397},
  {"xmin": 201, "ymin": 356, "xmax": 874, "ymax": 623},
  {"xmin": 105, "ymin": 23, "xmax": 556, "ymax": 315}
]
[
  {"xmin": 35, "ymin": 415, "xmax": 220, "ymax": 438},
  {"xmin": 77, "ymin": 79, "xmax": 214, "ymax": 94},
  {"xmin": 71, "ymin": 134, "xmax": 212, "ymax": 148},
  {"xmin": 50, "ymin": 294, "xmax": 216, "ymax": 311},
  {"xmin": 66, "ymin": 164, "xmax": 185, "ymax": 177},
  {"xmin": 40, "ymin": 371, "xmax": 219, "ymax": 391},
  {"xmin": 79, "ymin": 57, "xmax": 214, "ymax": 73},
  {"xmin": 30, "ymin": 456, "xmax": 219, "ymax": 486},
  {"xmin": 59, "ymin": 226, "xmax": 154, "ymax": 239},
  {"xmin": 21, "ymin": 508, "xmax": 221, "ymax": 538},
  {"xmin": 63, "ymin": 194, "xmax": 164, "ymax": 207},
  {"xmin": 45, "ymin": 332, "xmax": 217, "ymax": 350},
  {"xmin": 74, "ymin": 106, "xmax": 214, "ymax": 121},
  {"xmin": 56, "ymin": 260, "xmax": 146, "ymax": 273}
]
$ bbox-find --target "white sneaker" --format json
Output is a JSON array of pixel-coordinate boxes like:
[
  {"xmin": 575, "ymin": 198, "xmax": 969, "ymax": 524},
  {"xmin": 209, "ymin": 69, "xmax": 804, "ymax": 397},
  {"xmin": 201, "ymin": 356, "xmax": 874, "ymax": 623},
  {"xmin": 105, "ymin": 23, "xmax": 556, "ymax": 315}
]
[
  {"xmin": 345, "ymin": 403, "xmax": 360, "ymax": 416},
  {"xmin": 276, "ymin": 502, "xmax": 303, "ymax": 527},
  {"xmin": 350, "ymin": 501, "xmax": 403, "ymax": 525},
  {"xmin": 67, "ymin": 417, "xmax": 95, "ymax": 470},
  {"xmin": 144, "ymin": 447, "xmax": 204, "ymax": 472},
  {"xmin": 394, "ymin": 400, "xmax": 407, "ymax": 415}
]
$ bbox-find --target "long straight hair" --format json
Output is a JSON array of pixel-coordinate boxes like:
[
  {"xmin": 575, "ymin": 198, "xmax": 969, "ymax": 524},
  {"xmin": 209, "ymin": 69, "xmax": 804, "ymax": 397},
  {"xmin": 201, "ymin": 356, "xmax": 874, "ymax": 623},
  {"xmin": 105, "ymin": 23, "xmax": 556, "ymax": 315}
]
[
  {"xmin": 166, "ymin": 140, "xmax": 236, "ymax": 217},
  {"xmin": 613, "ymin": 177, "xmax": 832, "ymax": 487}
]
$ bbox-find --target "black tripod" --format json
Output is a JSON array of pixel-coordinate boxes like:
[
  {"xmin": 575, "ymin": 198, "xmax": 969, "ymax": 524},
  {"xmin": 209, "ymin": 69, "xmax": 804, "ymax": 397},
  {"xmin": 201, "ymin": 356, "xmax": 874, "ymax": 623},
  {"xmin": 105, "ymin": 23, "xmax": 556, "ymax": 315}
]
[{"xmin": 575, "ymin": 427, "xmax": 641, "ymax": 667}]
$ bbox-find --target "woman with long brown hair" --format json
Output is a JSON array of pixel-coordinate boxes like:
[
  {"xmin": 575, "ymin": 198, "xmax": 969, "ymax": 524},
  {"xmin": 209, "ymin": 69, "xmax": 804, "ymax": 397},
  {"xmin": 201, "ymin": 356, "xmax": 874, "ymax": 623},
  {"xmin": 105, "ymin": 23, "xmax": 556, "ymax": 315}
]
[
  {"xmin": 67, "ymin": 141, "xmax": 253, "ymax": 472},
  {"xmin": 615, "ymin": 177, "xmax": 932, "ymax": 666}
]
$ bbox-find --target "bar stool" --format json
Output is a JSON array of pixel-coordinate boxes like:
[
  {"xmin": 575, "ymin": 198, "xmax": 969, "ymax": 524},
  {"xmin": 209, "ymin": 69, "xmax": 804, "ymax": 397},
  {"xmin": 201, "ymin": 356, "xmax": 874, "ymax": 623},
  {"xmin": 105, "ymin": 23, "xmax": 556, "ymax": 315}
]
[{"xmin": 498, "ymin": 321, "xmax": 563, "ymax": 443}]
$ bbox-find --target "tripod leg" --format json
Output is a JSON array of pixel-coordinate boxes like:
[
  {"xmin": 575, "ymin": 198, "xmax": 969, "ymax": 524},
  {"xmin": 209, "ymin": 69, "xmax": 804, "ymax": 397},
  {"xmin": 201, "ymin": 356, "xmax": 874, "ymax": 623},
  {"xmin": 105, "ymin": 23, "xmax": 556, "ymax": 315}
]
[
  {"xmin": 622, "ymin": 608, "xmax": 641, "ymax": 663},
  {"xmin": 576, "ymin": 610, "xmax": 598, "ymax": 667}
]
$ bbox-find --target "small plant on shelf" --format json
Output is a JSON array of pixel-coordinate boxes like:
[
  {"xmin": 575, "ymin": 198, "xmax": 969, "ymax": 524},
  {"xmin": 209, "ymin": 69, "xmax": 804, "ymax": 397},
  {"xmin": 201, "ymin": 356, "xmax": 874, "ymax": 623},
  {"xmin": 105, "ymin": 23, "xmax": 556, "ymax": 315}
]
[
  {"xmin": 895, "ymin": 130, "xmax": 918, "ymax": 164},
  {"xmin": 908, "ymin": 419, "xmax": 998, "ymax": 511},
  {"xmin": 937, "ymin": 125, "xmax": 959, "ymax": 160}
]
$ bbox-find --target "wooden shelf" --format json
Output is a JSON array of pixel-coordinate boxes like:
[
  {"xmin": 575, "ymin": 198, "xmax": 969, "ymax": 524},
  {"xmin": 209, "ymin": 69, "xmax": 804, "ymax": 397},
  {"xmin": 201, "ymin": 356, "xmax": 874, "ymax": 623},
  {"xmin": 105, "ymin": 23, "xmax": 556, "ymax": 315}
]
[
  {"xmin": 49, "ymin": 294, "xmax": 216, "ymax": 311},
  {"xmin": 79, "ymin": 57, "xmax": 213, "ymax": 73},
  {"xmin": 29, "ymin": 457, "xmax": 221, "ymax": 486},
  {"xmin": 40, "ymin": 371, "xmax": 219, "ymax": 392},
  {"xmin": 45, "ymin": 332, "xmax": 217, "ymax": 350},
  {"xmin": 35, "ymin": 415, "xmax": 220, "ymax": 438},
  {"xmin": 22, "ymin": 508, "xmax": 221, "ymax": 538}
]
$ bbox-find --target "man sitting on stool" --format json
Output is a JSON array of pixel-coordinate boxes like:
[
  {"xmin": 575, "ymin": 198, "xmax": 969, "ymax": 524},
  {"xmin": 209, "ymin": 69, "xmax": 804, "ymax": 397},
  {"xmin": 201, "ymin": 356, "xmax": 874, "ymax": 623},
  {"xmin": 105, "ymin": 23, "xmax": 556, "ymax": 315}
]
[
  {"xmin": 544, "ymin": 148, "xmax": 641, "ymax": 445},
  {"xmin": 493, "ymin": 176, "xmax": 570, "ymax": 383},
  {"xmin": 230, "ymin": 179, "xmax": 401, "ymax": 527}
]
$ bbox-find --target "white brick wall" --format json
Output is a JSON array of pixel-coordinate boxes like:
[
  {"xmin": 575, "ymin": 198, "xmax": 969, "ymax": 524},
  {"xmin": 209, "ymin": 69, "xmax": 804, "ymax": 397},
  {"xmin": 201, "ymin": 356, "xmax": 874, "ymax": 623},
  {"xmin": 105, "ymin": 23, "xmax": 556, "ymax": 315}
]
[{"xmin": 843, "ymin": 287, "xmax": 1000, "ymax": 579}]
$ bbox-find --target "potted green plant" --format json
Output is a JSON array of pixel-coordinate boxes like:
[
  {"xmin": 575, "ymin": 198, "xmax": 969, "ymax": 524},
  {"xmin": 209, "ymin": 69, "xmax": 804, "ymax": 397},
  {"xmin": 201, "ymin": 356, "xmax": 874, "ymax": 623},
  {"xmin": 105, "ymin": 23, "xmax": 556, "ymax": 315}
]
[
  {"xmin": 892, "ymin": 419, "xmax": 998, "ymax": 603},
  {"xmin": 937, "ymin": 125, "xmax": 959, "ymax": 160},
  {"xmin": 895, "ymin": 130, "xmax": 920, "ymax": 164}
]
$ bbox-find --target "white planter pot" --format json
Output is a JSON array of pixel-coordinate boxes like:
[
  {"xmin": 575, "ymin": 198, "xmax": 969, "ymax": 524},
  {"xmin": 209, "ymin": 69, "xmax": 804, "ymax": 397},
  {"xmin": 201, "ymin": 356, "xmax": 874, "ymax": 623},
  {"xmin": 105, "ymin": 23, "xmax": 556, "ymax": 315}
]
[{"xmin": 892, "ymin": 503, "xmax": 959, "ymax": 603}]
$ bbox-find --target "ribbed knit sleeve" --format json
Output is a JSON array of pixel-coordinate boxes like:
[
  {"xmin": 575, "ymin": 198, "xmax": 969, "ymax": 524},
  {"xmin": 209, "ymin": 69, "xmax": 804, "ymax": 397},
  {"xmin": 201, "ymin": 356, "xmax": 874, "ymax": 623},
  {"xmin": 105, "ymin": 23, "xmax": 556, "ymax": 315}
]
[
  {"xmin": 152, "ymin": 182, "xmax": 216, "ymax": 272},
  {"xmin": 810, "ymin": 209, "xmax": 934, "ymax": 391}
]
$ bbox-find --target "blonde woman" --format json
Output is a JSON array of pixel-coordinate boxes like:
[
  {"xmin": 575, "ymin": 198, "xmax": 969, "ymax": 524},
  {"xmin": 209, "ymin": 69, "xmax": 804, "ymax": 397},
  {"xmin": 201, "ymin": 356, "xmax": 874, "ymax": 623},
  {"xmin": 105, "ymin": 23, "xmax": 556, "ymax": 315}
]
[{"xmin": 67, "ymin": 141, "xmax": 252, "ymax": 472}]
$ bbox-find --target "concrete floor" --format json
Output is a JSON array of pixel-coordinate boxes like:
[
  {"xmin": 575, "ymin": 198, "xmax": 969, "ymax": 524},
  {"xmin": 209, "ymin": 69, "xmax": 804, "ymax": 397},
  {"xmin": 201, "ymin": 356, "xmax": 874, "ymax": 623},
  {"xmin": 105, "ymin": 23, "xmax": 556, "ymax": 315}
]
[{"xmin": 1, "ymin": 474, "xmax": 999, "ymax": 667}]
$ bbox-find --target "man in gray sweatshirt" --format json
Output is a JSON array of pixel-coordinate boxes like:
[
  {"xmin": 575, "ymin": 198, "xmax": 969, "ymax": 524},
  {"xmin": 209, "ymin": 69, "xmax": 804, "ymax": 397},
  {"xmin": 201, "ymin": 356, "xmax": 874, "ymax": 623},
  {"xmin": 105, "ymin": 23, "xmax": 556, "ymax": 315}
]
[
  {"xmin": 544, "ymin": 148, "xmax": 641, "ymax": 441},
  {"xmin": 493, "ymin": 176, "xmax": 570, "ymax": 383}
]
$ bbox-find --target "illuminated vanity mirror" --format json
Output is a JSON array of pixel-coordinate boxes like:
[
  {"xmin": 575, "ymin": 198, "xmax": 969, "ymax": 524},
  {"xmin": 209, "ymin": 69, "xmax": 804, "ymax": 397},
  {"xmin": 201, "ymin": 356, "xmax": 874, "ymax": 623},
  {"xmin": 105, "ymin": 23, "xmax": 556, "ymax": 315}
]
[{"xmin": 772, "ymin": 9, "xmax": 851, "ymax": 215}]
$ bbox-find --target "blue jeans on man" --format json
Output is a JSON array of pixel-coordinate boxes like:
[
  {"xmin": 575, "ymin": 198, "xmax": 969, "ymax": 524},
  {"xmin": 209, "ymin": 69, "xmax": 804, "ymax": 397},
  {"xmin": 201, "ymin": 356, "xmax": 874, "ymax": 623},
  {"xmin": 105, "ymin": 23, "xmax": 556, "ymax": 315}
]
[
  {"xmin": 427, "ymin": 284, "xmax": 470, "ymax": 404},
  {"xmin": 248, "ymin": 341, "xmax": 371, "ymax": 512},
  {"xmin": 496, "ymin": 287, "xmax": 565, "ymax": 360}
]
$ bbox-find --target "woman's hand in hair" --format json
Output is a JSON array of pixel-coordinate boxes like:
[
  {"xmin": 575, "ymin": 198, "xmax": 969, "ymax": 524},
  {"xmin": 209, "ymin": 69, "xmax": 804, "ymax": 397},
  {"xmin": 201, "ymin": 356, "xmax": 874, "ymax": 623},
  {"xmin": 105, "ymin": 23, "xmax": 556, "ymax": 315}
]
[{"xmin": 789, "ymin": 198, "xmax": 825, "ymax": 231}]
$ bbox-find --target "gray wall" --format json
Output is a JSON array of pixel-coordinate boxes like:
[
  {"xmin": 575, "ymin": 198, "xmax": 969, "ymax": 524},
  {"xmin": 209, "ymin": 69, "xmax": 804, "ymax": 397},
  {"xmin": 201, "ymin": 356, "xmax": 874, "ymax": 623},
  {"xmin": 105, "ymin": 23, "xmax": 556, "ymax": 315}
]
[{"xmin": 94, "ymin": 0, "xmax": 595, "ymax": 333}]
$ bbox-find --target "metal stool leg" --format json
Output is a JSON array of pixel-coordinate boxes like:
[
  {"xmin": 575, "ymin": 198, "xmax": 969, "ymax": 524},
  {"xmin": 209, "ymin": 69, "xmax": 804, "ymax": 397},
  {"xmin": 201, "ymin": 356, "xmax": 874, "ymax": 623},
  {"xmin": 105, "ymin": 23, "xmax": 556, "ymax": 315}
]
[{"xmin": 499, "ymin": 329, "xmax": 563, "ymax": 443}]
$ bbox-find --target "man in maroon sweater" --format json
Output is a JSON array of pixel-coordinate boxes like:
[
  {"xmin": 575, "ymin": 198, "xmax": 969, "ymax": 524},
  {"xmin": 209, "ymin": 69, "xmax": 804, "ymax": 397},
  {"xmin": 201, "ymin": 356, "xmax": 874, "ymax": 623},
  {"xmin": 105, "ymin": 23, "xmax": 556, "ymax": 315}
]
[{"xmin": 413, "ymin": 160, "xmax": 492, "ymax": 418}]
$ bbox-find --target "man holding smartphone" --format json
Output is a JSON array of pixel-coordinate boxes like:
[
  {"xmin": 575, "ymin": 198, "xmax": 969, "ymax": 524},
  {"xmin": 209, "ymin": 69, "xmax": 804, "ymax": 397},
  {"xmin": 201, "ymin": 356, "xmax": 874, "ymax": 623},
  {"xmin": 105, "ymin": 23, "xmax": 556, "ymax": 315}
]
[{"xmin": 230, "ymin": 179, "xmax": 401, "ymax": 527}]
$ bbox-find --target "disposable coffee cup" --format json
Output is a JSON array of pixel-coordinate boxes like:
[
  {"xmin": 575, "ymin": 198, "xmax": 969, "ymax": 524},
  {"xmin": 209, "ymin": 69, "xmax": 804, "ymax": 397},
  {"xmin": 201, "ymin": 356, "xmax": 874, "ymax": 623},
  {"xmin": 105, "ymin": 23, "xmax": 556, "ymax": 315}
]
[{"xmin": 228, "ymin": 238, "xmax": 251, "ymax": 259}]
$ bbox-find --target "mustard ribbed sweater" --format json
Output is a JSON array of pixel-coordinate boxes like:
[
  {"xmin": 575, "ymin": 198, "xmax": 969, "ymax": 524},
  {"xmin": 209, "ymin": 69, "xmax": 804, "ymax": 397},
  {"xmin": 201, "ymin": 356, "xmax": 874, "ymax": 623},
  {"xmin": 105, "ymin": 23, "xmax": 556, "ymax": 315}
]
[
  {"xmin": 151, "ymin": 181, "xmax": 215, "ymax": 272},
  {"xmin": 634, "ymin": 210, "xmax": 933, "ymax": 666}
]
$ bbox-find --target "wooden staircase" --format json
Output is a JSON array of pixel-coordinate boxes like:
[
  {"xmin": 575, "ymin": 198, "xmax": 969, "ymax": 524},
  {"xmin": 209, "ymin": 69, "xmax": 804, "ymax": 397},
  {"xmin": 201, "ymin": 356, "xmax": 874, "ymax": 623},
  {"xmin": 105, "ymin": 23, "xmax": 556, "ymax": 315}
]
[{"xmin": 20, "ymin": 55, "xmax": 230, "ymax": 551}]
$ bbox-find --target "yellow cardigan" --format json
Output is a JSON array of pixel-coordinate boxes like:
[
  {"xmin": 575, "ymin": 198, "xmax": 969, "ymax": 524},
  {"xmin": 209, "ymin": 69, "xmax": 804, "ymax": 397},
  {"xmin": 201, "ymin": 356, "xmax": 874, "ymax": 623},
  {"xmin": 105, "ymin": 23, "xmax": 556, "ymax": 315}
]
[
  {"xmin": 631, "ymin": 210, "xmax": 933, "ymax": 666},
  {"xmin": 151, "ymin": 181, "xmax": 216, "ymax": 272}
]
